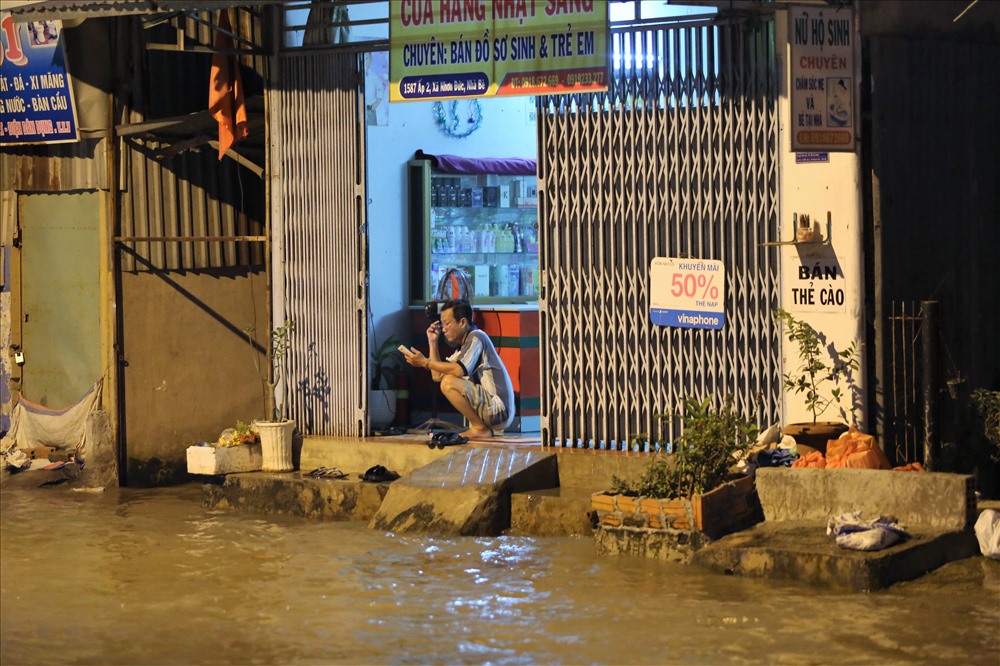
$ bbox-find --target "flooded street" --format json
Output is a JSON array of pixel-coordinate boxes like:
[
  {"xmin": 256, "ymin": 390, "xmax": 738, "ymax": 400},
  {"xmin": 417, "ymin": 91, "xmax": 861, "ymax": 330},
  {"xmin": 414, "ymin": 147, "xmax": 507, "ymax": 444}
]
[{"xmin": 2, "ymin": 484, "xmax": 998, "ymax": 665}]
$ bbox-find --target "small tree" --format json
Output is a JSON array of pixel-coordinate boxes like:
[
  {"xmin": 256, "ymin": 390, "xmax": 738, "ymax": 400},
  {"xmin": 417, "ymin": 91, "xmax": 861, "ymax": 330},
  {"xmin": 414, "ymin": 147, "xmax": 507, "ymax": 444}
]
[
  {"xmin": 774, "ymin": 308, "xmax": 859, "ymax": 424},
  {"xmin": 244, "ymin": 319, "xmax": 295, "ymax": 421}
]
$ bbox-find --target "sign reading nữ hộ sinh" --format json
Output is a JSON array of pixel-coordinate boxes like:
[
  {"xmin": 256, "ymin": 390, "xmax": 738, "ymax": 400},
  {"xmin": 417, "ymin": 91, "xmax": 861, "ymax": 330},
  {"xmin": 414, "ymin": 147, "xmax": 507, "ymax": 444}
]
[
  {"xmin": 0, "ymin": 13, "xmax": 79, "ymax": 145},
  {"xmin": 390, "ymin": 0, "xmax": 608, "ymax": 102},
  {"xmin": 788, "ymin": 4, "xmax": 854, "ymax": 152}
]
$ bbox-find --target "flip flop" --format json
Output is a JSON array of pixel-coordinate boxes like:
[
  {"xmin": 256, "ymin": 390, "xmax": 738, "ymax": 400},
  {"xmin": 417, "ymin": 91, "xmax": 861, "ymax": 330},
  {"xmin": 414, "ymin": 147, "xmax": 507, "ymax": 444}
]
[
  {"xmin": 305, "ymin": 467, "xmax": 329, "ymax": 478},
  {"xmin": 319, "ymin": 467, "xmax": 347, "ymax": 479},
  {"xmin": 360, "ymin": 465, "xmax": 400, "ymax": 483},
  {"xmin": 428, "ymin": 432, "xmax": 469, "ymax": 449}
]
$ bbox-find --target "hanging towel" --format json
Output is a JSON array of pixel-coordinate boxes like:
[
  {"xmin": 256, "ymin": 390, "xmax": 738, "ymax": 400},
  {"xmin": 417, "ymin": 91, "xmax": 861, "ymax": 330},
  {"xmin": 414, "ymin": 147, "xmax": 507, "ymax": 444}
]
[{"xmin": 208, "ymin": 8, "xmax": 248, "ymax": 160}]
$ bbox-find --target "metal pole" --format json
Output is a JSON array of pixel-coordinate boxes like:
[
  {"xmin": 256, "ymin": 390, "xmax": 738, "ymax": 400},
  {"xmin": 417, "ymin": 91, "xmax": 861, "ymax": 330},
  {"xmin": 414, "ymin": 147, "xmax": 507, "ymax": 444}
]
[{"xmin": 921, "ymin": 301, "xmax": 938, "ymax": 469}]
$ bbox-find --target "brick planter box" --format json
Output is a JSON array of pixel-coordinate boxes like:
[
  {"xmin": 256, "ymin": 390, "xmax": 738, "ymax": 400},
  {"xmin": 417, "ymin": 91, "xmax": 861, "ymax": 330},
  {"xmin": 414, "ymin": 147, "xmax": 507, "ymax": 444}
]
[{"xmin": 591, "ymin": 475, "xmax": 762, "ymax": 562}]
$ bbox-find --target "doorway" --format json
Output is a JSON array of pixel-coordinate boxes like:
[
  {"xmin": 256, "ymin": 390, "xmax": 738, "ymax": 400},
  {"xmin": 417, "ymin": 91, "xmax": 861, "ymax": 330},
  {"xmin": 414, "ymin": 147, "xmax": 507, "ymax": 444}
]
[{"xmin": 19, "ymin": 192, "xmax": 101, "ymax": 408}]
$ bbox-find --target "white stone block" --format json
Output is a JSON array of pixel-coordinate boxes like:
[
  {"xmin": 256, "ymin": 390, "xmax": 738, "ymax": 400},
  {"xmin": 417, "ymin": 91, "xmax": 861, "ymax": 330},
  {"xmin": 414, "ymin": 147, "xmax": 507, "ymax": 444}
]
[{"xmin": 186, "ymin": 444, "xmax": 262, "ymax": 475}]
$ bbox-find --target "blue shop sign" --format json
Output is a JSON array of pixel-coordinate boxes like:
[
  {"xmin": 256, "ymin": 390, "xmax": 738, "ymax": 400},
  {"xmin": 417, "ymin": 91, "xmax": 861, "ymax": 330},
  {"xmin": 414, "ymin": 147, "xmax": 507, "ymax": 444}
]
[{"xmin": 0, "ymin": 14, "xmax": 79, "ymax": 145}]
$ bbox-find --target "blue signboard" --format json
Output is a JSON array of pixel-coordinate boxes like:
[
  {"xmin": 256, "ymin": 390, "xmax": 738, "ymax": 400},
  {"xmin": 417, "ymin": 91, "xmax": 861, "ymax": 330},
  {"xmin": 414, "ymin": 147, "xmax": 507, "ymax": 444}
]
[{"xmin": 0, "ymin": 14, "xmax": 79, "ymax": 145}]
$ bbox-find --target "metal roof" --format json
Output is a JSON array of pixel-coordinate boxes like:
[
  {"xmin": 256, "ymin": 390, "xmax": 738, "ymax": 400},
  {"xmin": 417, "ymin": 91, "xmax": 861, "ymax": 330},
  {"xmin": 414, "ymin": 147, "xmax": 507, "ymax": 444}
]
[{"xmin": 5, "ymin": 1, "xmax": 286, "ymax": 19}]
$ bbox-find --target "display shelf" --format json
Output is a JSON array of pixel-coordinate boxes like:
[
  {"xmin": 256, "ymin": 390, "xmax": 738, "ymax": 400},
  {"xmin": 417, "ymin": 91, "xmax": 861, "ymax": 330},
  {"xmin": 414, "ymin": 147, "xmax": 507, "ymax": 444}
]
[{"xmin": 408, "ymin": 158, "xmax": 539, "ymax": 303}]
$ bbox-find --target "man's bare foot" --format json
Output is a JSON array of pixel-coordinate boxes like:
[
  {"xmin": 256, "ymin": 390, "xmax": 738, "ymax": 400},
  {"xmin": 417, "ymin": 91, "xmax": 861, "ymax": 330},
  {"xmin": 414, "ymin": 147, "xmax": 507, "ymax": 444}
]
[{"xmin": 461, "ymin": 427, "xmax": 492, "ymax": 440}]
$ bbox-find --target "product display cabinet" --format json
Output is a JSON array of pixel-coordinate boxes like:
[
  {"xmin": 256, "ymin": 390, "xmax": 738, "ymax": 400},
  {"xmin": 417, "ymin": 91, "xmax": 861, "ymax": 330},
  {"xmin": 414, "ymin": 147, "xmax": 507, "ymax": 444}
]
[{"xmin": 407, "ymin": 156, "xmax": 539, "ymax": 304}]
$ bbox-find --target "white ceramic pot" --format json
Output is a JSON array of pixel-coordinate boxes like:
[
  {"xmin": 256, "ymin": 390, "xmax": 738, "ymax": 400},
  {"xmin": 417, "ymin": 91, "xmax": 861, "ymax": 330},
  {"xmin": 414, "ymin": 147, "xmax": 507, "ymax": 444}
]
[{"xmin": 256, "ymin": 420, "xmax": 295, "ymax": 472}]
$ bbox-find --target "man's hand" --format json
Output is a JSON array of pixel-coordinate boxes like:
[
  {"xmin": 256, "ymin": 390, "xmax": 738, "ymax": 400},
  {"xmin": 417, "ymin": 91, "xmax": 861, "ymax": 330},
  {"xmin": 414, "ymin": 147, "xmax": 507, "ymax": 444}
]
[
  {"xmin": 426, "ymin": 320, "xmax": 441, "ymax": 345},
  {"xmin": 401, "ymin": 347, "xmax": 430, "ymax": 369}
]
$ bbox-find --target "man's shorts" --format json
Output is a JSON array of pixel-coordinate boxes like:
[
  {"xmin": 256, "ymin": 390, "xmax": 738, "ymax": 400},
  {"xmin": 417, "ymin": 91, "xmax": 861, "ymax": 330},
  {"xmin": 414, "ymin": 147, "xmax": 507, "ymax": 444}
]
[{"xmin": 459, "ymin": 379, "xmax": 512, "ymax": 431}]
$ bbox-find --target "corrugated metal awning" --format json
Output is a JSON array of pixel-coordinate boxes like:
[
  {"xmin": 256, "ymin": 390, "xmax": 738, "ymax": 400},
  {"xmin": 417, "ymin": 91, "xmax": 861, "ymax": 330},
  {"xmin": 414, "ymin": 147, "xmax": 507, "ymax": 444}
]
[
  {"xmin": 116, "ymin": 95, "xmax": 266, "ymax": 177},
  {"xmin": 4, "ymin": 1, "xmax": 286, "ymax": 19}
]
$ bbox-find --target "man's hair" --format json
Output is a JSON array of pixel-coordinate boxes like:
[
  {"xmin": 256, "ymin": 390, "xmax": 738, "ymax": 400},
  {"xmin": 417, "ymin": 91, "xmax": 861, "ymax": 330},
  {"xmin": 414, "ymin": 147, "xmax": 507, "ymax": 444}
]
[{"xmin": 442, "ymin": 299, "xmax": 473, "ymax": 325}]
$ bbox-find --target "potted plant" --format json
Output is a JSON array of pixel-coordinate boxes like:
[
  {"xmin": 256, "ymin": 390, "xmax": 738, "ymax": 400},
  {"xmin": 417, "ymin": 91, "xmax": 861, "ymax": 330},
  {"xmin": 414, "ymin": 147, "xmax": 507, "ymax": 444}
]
[
  {"xmin": 592, "ymin": 395, "xmax": 763, "ymax": 560},
  {"xmin": 244, "ymin": 319, "xmax": 296, "ymax": 471},
  {"xmin": 773, "ymin": 308, "xmax": 860, "ymax": 451},
  {"xmin": 370, "ymin": 335, "xmax": 403, "ymax": 429}
]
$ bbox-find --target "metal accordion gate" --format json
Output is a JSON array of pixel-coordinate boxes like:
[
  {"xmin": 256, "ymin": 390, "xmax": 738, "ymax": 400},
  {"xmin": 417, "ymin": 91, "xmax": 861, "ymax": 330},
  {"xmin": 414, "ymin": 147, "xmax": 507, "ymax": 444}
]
[
  {"xmin": 537, "ymin": 17, "xmax": 782, "ymax": 449},
  {"xmin": 268, "ymin": 52, "xmax": 369, "ymax": 436}
]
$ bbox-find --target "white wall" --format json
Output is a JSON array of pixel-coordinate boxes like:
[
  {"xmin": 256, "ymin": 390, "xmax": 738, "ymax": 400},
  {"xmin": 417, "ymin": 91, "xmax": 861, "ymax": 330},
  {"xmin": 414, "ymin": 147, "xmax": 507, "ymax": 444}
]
[
  {"xmin": 364, "ymin": 81, "xmax": 537, "ymax": 347},
  {"xmin": 775, "ymin": 9, "xmax": 866, "ymax": 429}
]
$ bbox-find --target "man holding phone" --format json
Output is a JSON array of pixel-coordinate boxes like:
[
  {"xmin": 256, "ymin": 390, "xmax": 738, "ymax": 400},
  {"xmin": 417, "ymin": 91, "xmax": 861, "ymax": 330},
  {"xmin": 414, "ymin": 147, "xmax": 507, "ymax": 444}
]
[{"xmin": 400, "ymin": 299, "xmax": 515, "ymax": 439}]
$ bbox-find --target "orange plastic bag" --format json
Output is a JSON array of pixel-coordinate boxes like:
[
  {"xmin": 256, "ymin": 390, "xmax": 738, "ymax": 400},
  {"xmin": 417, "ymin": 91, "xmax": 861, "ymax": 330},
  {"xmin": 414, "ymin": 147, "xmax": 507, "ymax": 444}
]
[
  {"xmin": 825, "ymin": 427, "xmax": 891, "ymax": 470},
  {"xmin": 792, "ymin": 450, "xmax": 826, "ymax": 468}
]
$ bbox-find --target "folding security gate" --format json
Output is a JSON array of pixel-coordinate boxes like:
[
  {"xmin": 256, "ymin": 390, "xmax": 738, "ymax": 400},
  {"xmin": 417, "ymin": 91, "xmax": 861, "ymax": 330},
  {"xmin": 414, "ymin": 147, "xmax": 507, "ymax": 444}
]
[
  {"xmin": 269, "ymin": 52, "xmax": 369, "ymax": 436},
  {"xmin": 538, "ymin": 18, "xmax": 782, "ymax": 449}
]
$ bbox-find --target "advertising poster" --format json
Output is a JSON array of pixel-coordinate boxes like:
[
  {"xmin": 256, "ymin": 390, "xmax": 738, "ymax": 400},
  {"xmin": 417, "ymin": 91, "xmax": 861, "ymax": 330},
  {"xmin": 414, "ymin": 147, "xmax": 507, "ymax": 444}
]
[
  {"xmin": 788, "ymin": 4, "xmax": 854, "ymax": 152},
  {"xmin": 649, "ymin": 258, "xmax": 725, "ymax": 330},
  {"xmin": 390, "ymin": 0, "xmax": 608, "ymax": 102},
  {"xmin": 0, "ymin": 12, "xmax": 79, "ymax": 145}
]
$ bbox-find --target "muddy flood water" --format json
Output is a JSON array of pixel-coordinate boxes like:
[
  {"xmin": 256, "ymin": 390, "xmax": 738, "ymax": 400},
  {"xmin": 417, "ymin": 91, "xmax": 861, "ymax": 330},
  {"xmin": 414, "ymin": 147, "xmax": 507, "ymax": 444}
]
[{"xmin": 2, "ymin": 484, "xmax": 998, "ymax": 665}]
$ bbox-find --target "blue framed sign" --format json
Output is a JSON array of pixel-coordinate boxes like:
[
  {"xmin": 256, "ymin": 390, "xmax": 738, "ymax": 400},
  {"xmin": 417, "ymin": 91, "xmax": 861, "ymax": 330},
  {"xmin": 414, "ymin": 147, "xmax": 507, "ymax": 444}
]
[{"xmin": 0, "ymin": 13, "xmax": 79, "ymax": 145}]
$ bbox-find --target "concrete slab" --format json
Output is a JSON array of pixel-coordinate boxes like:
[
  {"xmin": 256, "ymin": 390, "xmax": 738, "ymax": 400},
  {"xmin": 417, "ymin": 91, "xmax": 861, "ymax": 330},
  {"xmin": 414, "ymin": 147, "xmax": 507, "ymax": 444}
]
[
  {"xmin": 300, "ymin": 435, "xmax": 452, "ymax": 476},
  {"xmin": 370, "ymin": 447, "xmax": 558, "ymax": 536},
  {"xmin": 692, "ymin": 519, "xmax": 980, "ymax": 592},
  {"xmin": 510, "ymin": 487, "xmax": 594, "ymax": 536},
  {"xmin": 756, "ymin": 467, "xmax": 977, "ymax": 531}
]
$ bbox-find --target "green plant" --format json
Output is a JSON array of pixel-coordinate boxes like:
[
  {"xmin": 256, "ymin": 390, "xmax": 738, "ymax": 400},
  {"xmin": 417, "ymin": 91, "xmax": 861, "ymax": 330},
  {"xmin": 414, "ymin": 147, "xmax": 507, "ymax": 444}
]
[
  {"xmin": 774, "ymin": 308, "xmax": 859, "ymax": 424},
  {"xmin": 244, "ymin": 319, "xmax": 295, "ymax": 421},
  {"xmin": 972, "ymin": 389, "xmax": 1000, "ymax": 464},
  {"xmin": 612, "ymin": 395, "xmax": 759, "ymax": 499},
  {"xmin": 371, "ymin": 335, "xmax": 403, "ymax": 391}
]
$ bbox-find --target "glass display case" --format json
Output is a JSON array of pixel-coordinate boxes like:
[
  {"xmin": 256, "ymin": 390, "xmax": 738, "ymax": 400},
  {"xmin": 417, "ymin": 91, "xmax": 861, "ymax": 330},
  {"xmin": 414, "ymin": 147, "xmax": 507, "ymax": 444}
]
[{"xmin": 407, "ymin": 157, "xmax": 538, "ymax": 304}]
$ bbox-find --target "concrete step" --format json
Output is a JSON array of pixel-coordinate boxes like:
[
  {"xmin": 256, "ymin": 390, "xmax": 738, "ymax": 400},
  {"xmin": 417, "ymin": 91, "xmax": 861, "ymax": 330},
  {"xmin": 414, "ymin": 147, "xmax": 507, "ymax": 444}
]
[
  {"xmin": 510, "ymin": 487, "xmax": 595, "ymax": 536},
  {"xmin": 370, "ymin": 447, "xmax": 558, "ymax": 536},
  {"xmin": 692, "ymin": 519, "xmax": 980, "ymax": 592},
  {"xmin": 203, "ymin": 472, "xmax": 390, "ymax": 521}
]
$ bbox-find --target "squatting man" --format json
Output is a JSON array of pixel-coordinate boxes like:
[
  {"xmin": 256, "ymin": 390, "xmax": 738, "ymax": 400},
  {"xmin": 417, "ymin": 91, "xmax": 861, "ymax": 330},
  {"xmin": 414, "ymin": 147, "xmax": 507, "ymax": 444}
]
[{"xmin": 401, "ymin": 299, "xmax": 515, "ymax": 439}]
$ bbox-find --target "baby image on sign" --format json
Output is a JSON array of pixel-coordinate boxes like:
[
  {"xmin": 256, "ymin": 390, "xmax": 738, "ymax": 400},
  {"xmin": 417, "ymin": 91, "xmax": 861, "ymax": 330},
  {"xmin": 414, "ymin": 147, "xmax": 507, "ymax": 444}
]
[{"xmin": 649, "ymin": 257, "xmax": 726, "ymax": 330}]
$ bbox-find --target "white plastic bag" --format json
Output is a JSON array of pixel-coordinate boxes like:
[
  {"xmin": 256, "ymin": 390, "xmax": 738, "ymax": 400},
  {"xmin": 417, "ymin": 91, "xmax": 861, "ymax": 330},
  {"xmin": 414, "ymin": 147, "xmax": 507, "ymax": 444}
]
[
  {"xmin": 827, "ymin": 511, "xmax": 908, "ymax": 551},
  {"xmin": 974, "ymin": 509, "xmax": 1000, "ymax": 560}
]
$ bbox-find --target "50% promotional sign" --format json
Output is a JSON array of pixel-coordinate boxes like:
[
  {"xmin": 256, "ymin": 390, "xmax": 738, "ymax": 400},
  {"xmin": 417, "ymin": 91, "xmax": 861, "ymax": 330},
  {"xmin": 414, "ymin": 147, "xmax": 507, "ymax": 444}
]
[{"xmin": 649, "ymin": 258, "xmax": 726, "ymax": 330}]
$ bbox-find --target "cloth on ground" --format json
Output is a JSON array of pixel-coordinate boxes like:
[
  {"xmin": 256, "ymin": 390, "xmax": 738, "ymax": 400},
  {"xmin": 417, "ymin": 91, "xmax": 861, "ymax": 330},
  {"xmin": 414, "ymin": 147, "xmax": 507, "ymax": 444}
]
[
  {"xmin": 1, "ymin": 380, "xmax": 103, "ymax": 470},
  {"xmin": 975, "ymin": 509, "xmax": 1000, "ymax": 560},
  {"xmin": 827, "ymin": 511, "xmax": 908, "ymax": 551},
  {"xmin": 755, "ymin": 448, "xmax": 796, "ymax": 468}
]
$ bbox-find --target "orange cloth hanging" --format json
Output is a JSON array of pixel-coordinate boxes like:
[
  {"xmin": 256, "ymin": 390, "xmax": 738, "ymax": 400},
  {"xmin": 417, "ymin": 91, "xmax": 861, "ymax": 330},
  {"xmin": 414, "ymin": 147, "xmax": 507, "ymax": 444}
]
[{"xmin": 208, "ymin": 8, "xmax": 248, "ymax": 160}]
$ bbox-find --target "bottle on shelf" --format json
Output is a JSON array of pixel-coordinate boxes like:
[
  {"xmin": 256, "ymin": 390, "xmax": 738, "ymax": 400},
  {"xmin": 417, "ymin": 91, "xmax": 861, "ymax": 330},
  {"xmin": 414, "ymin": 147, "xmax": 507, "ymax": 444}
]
[{"xmin": 508, "ymin": 262, "xmax": 520, "ymax": 296}]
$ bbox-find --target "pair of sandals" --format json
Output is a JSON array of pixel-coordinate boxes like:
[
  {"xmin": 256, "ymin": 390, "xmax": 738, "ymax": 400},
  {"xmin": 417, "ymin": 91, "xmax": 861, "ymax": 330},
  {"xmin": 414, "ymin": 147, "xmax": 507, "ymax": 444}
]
[
  {"xmin": 427, "ymin": 432, "xmax": 470, "ymax": 449},
  {"xmin": 305, "ymin": 466, "xmax": 347, "ymax": 479},
  {"xmin": 360, "ymin": 465, "xmax": 400, "ymax": 483}
]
